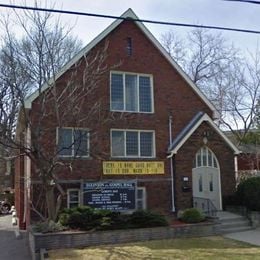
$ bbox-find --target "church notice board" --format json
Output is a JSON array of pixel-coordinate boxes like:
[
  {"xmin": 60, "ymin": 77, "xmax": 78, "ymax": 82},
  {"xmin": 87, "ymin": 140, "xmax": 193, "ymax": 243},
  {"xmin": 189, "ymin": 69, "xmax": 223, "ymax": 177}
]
[
  {"xmin": 83, "ymin": 181, "xmax": 136, "ymax": 211},
  {"xmin": 103, "ymin": 161, "xmax": 165, "ymax": 175}
]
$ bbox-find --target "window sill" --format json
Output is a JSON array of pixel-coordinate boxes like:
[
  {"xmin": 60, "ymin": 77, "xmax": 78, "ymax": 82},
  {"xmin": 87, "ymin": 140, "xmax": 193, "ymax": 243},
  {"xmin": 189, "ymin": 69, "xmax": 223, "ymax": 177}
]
[
  {"xmin": 109, "ymin": 157, "xmax": 156, "ymax": 160},
  {"xmin": 110, "ymin": 109, "xmax": 154, "ymax": 114},
  {"xmin": 58, "ymin": 156, "xmax": 92, "ymax": 161}
]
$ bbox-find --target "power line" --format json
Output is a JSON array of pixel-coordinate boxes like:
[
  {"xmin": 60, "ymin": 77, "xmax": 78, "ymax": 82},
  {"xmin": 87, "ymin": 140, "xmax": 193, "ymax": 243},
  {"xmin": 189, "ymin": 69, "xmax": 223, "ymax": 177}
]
[
  {"xmin": 224, "ymin": 0, "xmax": 260, "ymax": 4},
  {"xmin": 0, "ymin": 3, "xmax": 260, "ymax": 35}
]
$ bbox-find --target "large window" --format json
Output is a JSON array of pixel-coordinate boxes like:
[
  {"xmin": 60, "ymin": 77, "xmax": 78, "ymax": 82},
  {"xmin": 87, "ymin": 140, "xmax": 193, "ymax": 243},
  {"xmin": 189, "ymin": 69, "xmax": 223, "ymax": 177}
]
[
  {"xmin": 110, "ymin": 72, "xmax": 153, "ymax": 113},
  {"xmin": 111, "ymin": 129, "xmax": 155, "ymax": 158},
  {"xmin": 57, "ymin": 128, "xmax": 89, "ymax": 157}
]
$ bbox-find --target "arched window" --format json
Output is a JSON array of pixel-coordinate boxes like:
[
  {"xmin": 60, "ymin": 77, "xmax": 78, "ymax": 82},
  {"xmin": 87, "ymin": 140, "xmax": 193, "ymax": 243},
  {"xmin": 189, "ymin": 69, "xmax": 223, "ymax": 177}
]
[{"xmin": 193, "ymin": 147, "xmax": 219, "ymax": 168}]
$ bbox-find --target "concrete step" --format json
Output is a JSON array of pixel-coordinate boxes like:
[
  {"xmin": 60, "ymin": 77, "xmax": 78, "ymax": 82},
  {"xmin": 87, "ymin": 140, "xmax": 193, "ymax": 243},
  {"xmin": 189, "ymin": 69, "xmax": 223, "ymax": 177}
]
[
  {"xmin": 218, "ymin": 216, "xmax": 246, "ymax": 222},
  {"xmin": 217, "ymin": 219, "xmax": 251, "ymax": 229},
  {"xmin": 216, "ymin": 211, "xmax": 253, "ymax": 234},
  {"xmin": 217, "ymin": 225, "xmax": 254, "ymax": 234}
]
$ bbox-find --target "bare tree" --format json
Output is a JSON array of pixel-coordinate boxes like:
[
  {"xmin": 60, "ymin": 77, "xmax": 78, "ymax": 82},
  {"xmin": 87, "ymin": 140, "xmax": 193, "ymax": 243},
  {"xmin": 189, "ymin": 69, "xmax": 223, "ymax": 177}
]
[
  {"xmin": 161, "ymin": 28, "xmax": 260, "ymax": 144},
  {"xmin": 0, "ymin": 3, "xmax": 112, "ymax": 222}
]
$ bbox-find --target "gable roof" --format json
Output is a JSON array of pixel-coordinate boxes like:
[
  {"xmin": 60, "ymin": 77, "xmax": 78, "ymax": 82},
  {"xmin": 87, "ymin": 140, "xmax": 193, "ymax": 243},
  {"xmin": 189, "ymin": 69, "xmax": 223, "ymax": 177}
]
[
  {"xmin": 24, "ymin": 8, "xmax": 218, "ymax": 118},
  {"xmin": 167, "ymin": 112, "xmax": 240, "ymax": 157}
]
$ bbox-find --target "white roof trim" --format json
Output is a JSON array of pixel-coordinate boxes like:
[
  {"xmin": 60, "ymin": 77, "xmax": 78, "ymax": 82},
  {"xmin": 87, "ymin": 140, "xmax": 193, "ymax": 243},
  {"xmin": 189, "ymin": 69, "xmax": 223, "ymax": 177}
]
[
  {"xmin": 168, "ymin": 113, "xmax": 240, "ymax": 157},
  {"xmin": 24, "ymin": 8, "xmax": 218, "ymax": 117}
]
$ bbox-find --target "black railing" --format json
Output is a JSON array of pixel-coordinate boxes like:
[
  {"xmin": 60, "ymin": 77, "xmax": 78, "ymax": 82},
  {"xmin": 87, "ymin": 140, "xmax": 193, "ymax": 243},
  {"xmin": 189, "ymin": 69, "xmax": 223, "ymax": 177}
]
[{"xmin": 193, "ymin": 197, "xmax": 217, "ymax": 217}]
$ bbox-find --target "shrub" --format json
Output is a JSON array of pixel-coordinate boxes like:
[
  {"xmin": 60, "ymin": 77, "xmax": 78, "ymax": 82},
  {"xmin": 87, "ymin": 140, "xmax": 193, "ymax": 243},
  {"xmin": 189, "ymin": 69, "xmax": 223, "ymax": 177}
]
[
  {"xmin": 58, "ymin": 207, "xmax": 168, "ymax": 231},
  {"xmin": 236, "ymin": 177, "xmax": 260, "ymax": 211},
  {"xmin": 180, "ymin": 208, "xmax": 205, "ymax": 223},
  {"xmin": 32, "ymin": 220, "xmax": 67, "ymax": 233},
  {"xmin": 129, "ymin": 210, "xmax": 168, "ymax": 228}
]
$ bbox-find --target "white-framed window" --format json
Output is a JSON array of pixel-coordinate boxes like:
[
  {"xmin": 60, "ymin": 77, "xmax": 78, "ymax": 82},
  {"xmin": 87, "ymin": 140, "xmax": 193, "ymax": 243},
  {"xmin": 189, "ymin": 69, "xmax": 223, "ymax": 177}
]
[
  {"xmin": 193, "ymin": 147, "xmax": 218, "ymax": 168},
  {"xmin": 111, "ymin": 129, "xmax": 155, "ymax": 158},
  {"xmin": 110, "ymin": 71, "xmax": 154, "ymax": 113},
  {"xmin": 57, "ymin": 127, "xmax": 89, "ymax": 157},
  {"xmin": 67, "ymin": 189, "xmax": 80, "ymax": 208},
  {"xmin": 136, "ymin": 187, "xmax": 146, "ymax": 210}
]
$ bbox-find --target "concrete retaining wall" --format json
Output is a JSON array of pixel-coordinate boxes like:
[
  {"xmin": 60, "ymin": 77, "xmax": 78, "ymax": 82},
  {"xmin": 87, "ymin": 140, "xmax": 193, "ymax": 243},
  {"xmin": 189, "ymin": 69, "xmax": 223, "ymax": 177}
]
[{"xmin": 29, "ymin": 222, "xmax": 218, "ymax": 258}]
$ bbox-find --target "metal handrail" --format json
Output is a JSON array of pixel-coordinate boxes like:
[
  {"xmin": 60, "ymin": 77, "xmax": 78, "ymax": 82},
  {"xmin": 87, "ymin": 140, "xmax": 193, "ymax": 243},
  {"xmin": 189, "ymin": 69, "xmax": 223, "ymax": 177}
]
[{"xmin": 193, "ymin": 197, "xmax": 217, "ymax": 217}]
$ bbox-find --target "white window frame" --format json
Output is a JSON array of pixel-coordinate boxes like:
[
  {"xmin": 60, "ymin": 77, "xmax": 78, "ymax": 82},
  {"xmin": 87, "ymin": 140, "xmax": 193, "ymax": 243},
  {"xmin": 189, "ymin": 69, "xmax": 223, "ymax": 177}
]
[
  {"xmin": 110, "ymin": 129, "xmax": 156, "ymax": 158},
  {"xmin": 136, "ymin": 187, "xmax": 146, "ymax": 210},
  {"xmin": 67, "ymin": 189, "xmax": 80, "ymax": 208},
  {"xmin": 56, "ymin": 127, "xmax": 90, "ymax": 158},
  {"xmin": 194, "ymin": 147, "xmax": 219, "ymax": 169},
  {"xmin": 110, "ymin": 71, "xmax": 154, "ymax": 113}
]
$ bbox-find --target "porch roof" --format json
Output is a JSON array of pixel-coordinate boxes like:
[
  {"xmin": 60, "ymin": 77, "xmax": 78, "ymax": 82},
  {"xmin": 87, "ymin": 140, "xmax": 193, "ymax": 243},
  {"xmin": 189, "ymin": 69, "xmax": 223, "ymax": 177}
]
[{"xmin": 167, "ymin": 112, "xmax": 240, "ymax": 157}]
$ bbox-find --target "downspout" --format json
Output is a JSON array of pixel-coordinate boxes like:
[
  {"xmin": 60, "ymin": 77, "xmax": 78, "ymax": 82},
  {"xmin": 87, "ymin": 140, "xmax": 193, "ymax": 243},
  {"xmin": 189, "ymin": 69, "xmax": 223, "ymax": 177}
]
[
  {"xmin": 23, "ymin": 126, "xmax": 31, "ymax": 228},
  {"xmin": 234, "ymin": 155, "xmax": 238, "ymax": 186},
  {"xmin": 169, "ymin": 115, "xmax": 176, "ymax": 212}
]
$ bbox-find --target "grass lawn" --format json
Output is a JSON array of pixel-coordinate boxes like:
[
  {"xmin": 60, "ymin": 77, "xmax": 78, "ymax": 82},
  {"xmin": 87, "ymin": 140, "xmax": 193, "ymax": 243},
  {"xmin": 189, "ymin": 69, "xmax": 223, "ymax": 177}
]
[{"xmin": 49, "ymin": 236, "xmax": 260, "ymax": 260}]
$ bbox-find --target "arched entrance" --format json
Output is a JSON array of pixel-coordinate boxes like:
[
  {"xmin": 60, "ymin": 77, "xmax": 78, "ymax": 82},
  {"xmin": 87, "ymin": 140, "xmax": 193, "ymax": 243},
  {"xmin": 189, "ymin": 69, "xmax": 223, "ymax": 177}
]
[{"xmin": 192, "ymin": 147, "xmax": 222, "ymax": 210}]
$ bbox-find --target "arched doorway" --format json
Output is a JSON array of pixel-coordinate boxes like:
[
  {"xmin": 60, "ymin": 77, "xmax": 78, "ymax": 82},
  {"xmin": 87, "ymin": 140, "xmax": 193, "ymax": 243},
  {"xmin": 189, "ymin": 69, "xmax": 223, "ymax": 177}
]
[{"xmin": 192, "ymin": 147, "xmax": 222, "ymax": 210}]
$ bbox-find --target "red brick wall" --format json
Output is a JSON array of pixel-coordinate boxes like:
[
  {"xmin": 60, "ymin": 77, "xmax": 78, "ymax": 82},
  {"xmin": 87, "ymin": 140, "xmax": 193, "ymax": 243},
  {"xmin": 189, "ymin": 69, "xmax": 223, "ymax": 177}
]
[{"xmin": 25, "ymin": 20, "xmax": 235, "ymax": 215}]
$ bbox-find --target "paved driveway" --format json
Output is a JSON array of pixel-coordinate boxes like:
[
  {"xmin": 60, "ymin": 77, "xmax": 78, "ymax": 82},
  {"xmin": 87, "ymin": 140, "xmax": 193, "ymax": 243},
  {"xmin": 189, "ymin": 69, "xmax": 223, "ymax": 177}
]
[{"xmin": 0, "ymin": 215, "xmax": 31, "ymax": 260}]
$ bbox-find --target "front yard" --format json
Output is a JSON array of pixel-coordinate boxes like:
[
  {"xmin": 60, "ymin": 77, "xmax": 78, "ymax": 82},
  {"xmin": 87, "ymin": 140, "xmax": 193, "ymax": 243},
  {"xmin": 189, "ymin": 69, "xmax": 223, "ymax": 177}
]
[{"xmin": 49, "ymin": 236, "xmax": 260, "ymax": 260}]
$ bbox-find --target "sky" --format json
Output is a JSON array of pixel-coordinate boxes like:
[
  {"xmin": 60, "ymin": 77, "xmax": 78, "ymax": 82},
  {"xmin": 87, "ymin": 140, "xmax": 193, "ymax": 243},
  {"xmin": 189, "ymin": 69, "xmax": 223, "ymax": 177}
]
[{"xmin": 0, "ymin": 0, "xmax": 259, "ymax": 54}]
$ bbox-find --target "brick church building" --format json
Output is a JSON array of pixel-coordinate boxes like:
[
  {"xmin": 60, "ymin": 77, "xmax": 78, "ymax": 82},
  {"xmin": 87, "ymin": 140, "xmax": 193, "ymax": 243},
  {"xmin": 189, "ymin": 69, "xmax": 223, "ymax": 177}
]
[{"xmin": 15, "ymin": 9, "xmax": 239, "ymax": 229}]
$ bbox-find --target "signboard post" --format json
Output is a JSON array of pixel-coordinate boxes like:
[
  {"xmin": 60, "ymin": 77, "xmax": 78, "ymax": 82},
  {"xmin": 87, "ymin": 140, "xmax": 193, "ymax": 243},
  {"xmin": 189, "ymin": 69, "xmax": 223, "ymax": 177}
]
[{"xmin": 83, "ymin": 181, "xmax": 136, "ymax": 211}]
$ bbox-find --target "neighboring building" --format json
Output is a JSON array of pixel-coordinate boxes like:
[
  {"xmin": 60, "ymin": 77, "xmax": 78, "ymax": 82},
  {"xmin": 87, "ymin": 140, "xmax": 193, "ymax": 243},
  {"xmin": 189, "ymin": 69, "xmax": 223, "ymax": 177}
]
[
  {"xmin": 15, "ymin": 9, "xmax": 239, "ymax": 230},
  {"xmin": 225, "ymin": 131, "xmax": 260, "ymax": 182}
]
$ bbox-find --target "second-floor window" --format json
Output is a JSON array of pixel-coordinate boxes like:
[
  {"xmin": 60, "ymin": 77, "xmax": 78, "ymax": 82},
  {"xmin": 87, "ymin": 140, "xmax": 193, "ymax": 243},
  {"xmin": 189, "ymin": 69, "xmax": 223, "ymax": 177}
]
[
  {"xmin": 57, "ymin": 128, "xmax": 89, "ymax": 157},
  {"xmin": 110, "ymin": 72, "xmax": 153, "ymax": 113},
  {"xmin": 111, "ymin": 129, "xmax": 155, "ymax": 158}
]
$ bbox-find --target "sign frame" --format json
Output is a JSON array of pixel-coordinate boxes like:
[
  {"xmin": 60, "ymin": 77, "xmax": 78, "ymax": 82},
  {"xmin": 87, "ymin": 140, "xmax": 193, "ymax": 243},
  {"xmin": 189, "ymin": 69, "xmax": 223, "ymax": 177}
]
[{"xmin": 83, "ymin": 180, "xmax": 137, "ymax": 212}]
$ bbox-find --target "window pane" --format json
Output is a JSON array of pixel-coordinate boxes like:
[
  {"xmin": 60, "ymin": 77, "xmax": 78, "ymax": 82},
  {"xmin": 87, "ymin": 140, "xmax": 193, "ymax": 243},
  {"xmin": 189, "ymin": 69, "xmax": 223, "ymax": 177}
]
[
  {"xmin": 208, "ymin": 150, "xmax": 213, "ymax": 167},
  {"xmin": 126, "ymin": 131, "xmax": 138, "ymax": 156},
  {"xmin": 213, "ymin": 158, "xmax": 218, "ymax": 168},
  {"xmin": 111, "ymin": 74, "xmax": 124, "ymax": 110},
  {"xmin": 125, "ymin": 74, "xmax": 138, "ymax": 111},
  {"xmin": 74, "ymin": 130, "xmax": 89, "ymax": 156},
  {"xmin": 58, "ymin": 128, "xmax": 72, "ymax": 156},
  {"xmin": 69, "ymin": 190, "xmax": 79, "ymax": 202},
  {"xmin": 137, "ymin": 189, "xmax": 144, "ymax": 199},
  {"xmin": 111, "ymin": 131, "xmax": 124, "ymax": 156},
  {"xmin": 197, "ymin": 152, "xmax": 201, "ymax": 167},
  {"xmin": 139, "ymin": 76, "xmax": 152, "ymax": 112},
  {"xmin": 199, "ymin": 175, "xmax": 203, "ymax": 192},
  {"xmin": 209, "ymin": 174, "xmax": 213, "ymax": 192},
  {"xmin": 202, "ymin": 147, "xmax": 207, "ymax": 166},
  {"xmin": 140, "ymin": 132, "xmax": 153, "ymax": 157},
  {"xmin": 137, "ymin": 200, "xmax": 143, "ymax": 210}
]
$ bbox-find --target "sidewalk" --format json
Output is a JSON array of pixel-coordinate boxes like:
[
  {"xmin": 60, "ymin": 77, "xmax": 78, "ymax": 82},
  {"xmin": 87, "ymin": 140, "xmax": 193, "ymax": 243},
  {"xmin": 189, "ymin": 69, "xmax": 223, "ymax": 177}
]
[
  {"xmin": 0, "ymin": 214, "xmax": 31, "ymax": 260},
  {"xmin": 224, "ymin": 228, "xmax": 260, "ymax": 246}
]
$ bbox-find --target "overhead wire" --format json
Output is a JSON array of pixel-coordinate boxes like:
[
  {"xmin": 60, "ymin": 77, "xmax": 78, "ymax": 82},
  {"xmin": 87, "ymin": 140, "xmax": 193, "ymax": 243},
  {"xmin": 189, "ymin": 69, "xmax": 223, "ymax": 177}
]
[
  {"xmin": 224, "ymin": 0, "xmax": 260, "ymax": 4},
  {"xmin": 0, "ymin": 3, "xmax": 260, "ymax": 35}
]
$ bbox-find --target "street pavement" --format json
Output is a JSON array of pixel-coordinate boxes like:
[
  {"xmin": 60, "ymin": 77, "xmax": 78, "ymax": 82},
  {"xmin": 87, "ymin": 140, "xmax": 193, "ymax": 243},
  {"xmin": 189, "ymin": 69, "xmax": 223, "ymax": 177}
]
[
  {"xmin": 224, "ymin": 228, "xmax": 260, "ymax": 246},
  {"xmin": 0, "ymin": 214, "xmax": 31, "ymax": 260}
]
